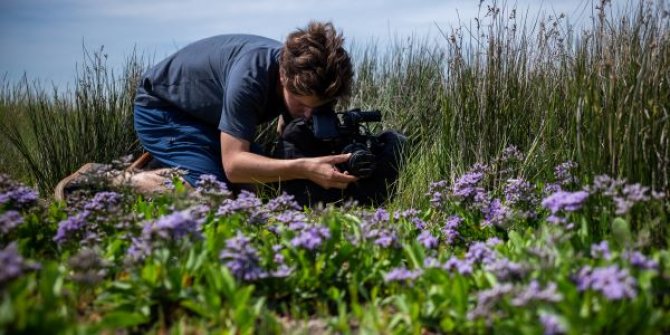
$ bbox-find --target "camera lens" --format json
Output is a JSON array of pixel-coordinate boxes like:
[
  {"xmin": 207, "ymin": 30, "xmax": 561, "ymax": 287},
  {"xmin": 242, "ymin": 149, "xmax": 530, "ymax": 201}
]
[{"xmin": 341, "ymin": 143, "xmax": 376, "ymax": 178}]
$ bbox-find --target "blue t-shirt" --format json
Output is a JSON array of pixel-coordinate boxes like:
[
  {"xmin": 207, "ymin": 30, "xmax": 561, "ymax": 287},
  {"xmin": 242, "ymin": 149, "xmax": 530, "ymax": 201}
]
[{"xmin": 134, "ymin": 34, "xmax": 287, "ymax": 142}]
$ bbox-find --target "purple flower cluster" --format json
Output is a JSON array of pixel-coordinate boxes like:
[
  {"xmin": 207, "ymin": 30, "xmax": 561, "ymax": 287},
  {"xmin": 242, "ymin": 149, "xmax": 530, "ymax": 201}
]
[
  {"xmin": 83, "ymin": 191, "xmax": 122, "ymax": 212},
  {"xmin": 0, "ymin": 210, "xmax": 23, "ymax": 234},
  {"xmin": 511, "ymin": 280, "xmax": 563, "ymax": 306},
  {"xmin": 481, "ymin": 198, "xmax": 512, "ymax": 228},
  {"xmin": 588, "ymin": 175, "xmax": 657, "ymax": 215},
  {"xmin": 417, "ymin": 230, "xmax": 438, "ymax": 249},
  {"xmin": 441, "ymin": 215, "xmax": 461, "ymax": 245},
  {"xmin": 542, "ymin": 190, "xmax": 589, "ymax": 214},
  {"xmin": 554, "ymin": 161, "xmax": 578, "ymax": 186},
  {"xmin": 359, "ymin": 208, "xmax": 398, "ymax": 248},
  {"xmin": 469, "ymin": 281, "xmax": 563, "ymax": 322},
  {"xmin": 442, "ymin": 256, "xmax": 474, "ymax": 275},
  {"xmin": 54, "ymin": 211, "xmax": 91, "ymax": 244},
  {"xmin": 0, "ymin": 186, "xmax": 38, "ymax": 209},
  {"xmin": 265, "ymin": 193, "xmax": 301, "ymax": 212},
  {"xmin": 590, "ymin": 241, "xmax": 612, "ymax": 260},
  {"xmin": 0, "ymin": 243, "xmax": 40, "ymax": 287},
  {"xmin": 384, "ymin": 266, "xmax": 423, "ymax": 282},
  {"xmin": 541, "ymin": 190, "xmax": 589, "ymax": 226},
  {"xmin": 452, "ymin": 164, "xmax": 489, "ymax": 207},
  {"xmin": 468, "ymin": 283, "xmax": 514, "ymax": 320},
  {"xmin": 275, "ymin": 210, "xmax": 309, "ymax": 231},
  {"xmin": 195, "ymin": 174, "xmax": 232, "ymax": 198},
  {"xmin": 219, "ymin": 232, "xmax": 267, "ymax": 281},
  {"xmin": 622, "ymin": 250, "xmax": 658, "ymax": 270},
  {"xmin": 291, "ymin": 226, "xmax": 331, "ymax": 250},
  {"xmin": 484, "ymin": 258, "xmax": 527, "ymax": 281},
  {"xmin": 539, "ymin": 313, "xmax": 566, "ymax": 335},
  {"xmin": 216, "ymin": 190, "xmax": 267, "ymax": 223},
  {"xmin": 575, "ymin": 265, "xmax": 637, "ymax": 300},
  {"xmin": 504, "ymin": 178, "xmax": 537, "ymax": 206},
  {"xmin": 143, "ymin": 210, "xmax": 202, "ymax": 241},
  {"xmin": 67, "ymin": 248, "xmax": 109, "ymax": 285},
  {"xmin": 500, "ymin": 145, "xmax": 524, "ymax": 163}
]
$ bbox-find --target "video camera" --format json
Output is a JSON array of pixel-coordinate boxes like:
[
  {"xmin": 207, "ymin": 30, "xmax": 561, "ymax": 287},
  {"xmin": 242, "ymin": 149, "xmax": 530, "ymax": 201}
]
[{"xmin": 275, "ymin": 106, "xmax": 384, "ymax": 178}]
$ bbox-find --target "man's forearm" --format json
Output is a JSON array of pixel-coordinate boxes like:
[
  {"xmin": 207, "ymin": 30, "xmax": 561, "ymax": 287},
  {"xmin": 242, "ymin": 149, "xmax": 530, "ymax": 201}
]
[{"xmin": 224, "ymin": 151, "xmax": 306, "ymax": 183}]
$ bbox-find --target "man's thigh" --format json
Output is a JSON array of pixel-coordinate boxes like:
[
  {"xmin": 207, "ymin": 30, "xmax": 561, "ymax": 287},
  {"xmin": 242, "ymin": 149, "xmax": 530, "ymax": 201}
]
[{"xmin": 133, "ymin": 105, "xmax": 225, "ymax": 186}]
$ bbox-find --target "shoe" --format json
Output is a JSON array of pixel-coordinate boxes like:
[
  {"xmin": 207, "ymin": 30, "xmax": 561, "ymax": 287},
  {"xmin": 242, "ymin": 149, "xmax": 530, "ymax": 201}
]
[{"xmin": 53, "ymin": 163, "xmax": 112, "ymax": 201}]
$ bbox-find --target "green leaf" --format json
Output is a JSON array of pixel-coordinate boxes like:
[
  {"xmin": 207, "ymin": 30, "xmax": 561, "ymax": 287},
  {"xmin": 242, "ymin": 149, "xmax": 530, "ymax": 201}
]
[
  {"xmin": 99, "ymin": 311, "xmax": 147, "ymax": 329},
  {"xmin": 611, "ymin": 217, "xmax": 632, "ymax": 248}
]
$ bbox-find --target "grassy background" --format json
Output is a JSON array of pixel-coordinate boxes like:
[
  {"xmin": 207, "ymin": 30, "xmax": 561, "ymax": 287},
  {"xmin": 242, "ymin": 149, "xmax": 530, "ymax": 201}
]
[{"xmin": 0, "ymin": 0, "xmax": 668, "ymax": 205}]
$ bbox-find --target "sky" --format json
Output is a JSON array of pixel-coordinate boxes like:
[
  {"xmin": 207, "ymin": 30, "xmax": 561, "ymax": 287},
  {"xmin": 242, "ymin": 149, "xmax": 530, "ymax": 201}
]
[{"xmin": 0, "ymin": 0, "xmax": 628, "ymax": 90}]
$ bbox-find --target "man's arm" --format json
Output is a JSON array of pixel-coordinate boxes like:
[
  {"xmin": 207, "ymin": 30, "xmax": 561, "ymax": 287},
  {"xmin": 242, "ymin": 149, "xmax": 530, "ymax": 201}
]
[{"xmin": 220, "ymin": 132, "xmax": 358, "ymax": 189}]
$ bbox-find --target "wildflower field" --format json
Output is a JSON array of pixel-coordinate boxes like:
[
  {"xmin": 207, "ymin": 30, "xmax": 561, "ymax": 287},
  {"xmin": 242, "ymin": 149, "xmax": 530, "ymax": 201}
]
[{"xmin": 1, "ymin": 0, "xmax": 670, "ymax": 334}]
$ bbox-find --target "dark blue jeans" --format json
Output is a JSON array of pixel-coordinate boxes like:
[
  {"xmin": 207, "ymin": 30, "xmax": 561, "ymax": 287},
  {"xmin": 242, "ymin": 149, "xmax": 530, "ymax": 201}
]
[{"xmin": 134, "ymin": 104, "xmax": 228, "ymax": 187}]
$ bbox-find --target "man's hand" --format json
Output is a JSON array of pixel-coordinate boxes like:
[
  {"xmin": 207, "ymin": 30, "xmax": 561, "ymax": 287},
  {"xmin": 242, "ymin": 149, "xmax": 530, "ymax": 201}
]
[{"xmin": 302, "ymin": 153, "xmax": 358, "ymax": 189}]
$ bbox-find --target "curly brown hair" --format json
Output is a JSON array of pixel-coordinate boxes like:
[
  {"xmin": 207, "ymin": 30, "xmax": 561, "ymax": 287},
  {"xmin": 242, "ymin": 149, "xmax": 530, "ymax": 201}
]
[{"xmin": 280, "ymin": 21, "xmax": 353, "ymax": 101}]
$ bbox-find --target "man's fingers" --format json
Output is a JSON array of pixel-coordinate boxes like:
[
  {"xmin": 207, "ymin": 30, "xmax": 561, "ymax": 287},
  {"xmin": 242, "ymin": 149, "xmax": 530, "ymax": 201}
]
[{"xmin": 324, "ymin": 153, "xmax": 351, "ymax": 164}]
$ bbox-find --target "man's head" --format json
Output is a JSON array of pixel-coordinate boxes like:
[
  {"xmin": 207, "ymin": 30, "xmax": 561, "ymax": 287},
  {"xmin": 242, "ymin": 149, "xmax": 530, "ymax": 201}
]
[{"xmin": 280, "ymin": 21, "xmax": 353, "ymax": 120}]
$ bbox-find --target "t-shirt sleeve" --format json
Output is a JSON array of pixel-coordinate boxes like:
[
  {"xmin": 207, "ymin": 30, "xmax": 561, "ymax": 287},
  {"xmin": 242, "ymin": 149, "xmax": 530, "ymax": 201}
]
[{"xmin": 219, "ymin": 52, "xmax": 269, "ymax": 142}]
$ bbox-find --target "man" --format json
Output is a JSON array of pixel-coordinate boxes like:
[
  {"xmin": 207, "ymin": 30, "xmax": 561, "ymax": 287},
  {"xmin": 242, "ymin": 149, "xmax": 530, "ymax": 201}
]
[
  {"xmin": 55, "ymin": 21, "xmax": 405, "ymax": 205},
  {"xmin": 132, "ymin": 21, "xmax": 359, "ymax": 193}
]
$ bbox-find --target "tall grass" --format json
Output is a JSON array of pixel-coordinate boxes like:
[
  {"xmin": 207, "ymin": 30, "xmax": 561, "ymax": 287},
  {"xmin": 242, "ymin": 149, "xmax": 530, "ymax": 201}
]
[
  {"xmin": 347, "ymin": 0, "xmax": 670, "ymax": 206},
  {"xmin": 0, "ymin": 47, "xmax": 146, "ymax": 194},
  {"xmin": 0, "ymin": 0, "xmax": 668, "ymax": 207}
]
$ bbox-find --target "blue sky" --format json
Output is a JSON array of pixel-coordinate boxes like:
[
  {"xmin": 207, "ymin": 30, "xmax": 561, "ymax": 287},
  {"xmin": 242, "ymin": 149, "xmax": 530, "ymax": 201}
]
[{"xmin": 0, "ymin": 0, "xmax": 626, "ymax": 90}]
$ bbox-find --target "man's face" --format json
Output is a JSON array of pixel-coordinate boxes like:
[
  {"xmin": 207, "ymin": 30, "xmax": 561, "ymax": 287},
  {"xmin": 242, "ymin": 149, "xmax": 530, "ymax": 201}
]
[{"xmin": 282, "ymin": 86, "xmax": 332, "ymax": 120}]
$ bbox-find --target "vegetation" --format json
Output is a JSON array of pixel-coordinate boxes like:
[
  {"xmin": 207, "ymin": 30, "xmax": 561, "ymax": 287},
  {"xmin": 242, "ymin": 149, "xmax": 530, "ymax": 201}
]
[{"xmin": 0, "ymin": 0, "xmax": 669, "ymax": 333}]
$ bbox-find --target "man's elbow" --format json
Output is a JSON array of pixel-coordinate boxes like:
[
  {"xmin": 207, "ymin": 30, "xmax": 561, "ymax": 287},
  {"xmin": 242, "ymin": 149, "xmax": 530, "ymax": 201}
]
[{"xmin": 223, "ymin": 162, "xmax": 243, "ymax": 183}]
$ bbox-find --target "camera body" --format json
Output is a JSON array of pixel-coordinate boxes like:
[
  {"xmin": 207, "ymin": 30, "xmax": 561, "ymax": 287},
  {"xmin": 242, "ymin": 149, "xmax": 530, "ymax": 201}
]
[{"xmin": 275, "ymin": 107, "xmax": 383, "ymax": 178}]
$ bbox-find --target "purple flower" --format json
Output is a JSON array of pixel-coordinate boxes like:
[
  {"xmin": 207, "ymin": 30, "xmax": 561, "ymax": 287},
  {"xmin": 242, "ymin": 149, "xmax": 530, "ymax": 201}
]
[
  {"xmin": 590, "ymin": 241, "xmax": 611, "ymax": 260},
  {"xmin": 452, "ymin": 172, "xmax": 485, "ymax": 200},
  {"xmin": 481, "ymin": 198, "xmax": 512, "ymax": 228},
  {"xmin": 126, "ymin": 237, "xmax": 152, "ymax": 263},
  {"xmin": 217, "ymin": 190, "xmax": 264, "ymax": 218},
  {"xmin": 417, "ymin": 230, "xmax": 438, "ymax": 249},
  {"xmin": 265, "ymin": 192, "xmax": 301, "ymax": 212},
  {"xmin": 372, "ymin": 208, "xmax": 390, "ymax": 223},
  {"xmin": 442, "ymin": 216, "xmax": 461, "ymax": 245},
  {"xmin": 501, "ymin": 145, "xmax": 524, "ymax": 163},
  {"xmin": 275, "ymin": 210, "xmax": 308, "ymax": 230},
  {"xmin": 54, "ymin": 210, "xmax": 92, "ymax": 244},
  {"xmin": 485, "ymin": 258, "xmax": 527, "ymax": 281},
  {"xmin": 384, "ymin": 266, "xmax": 422, "ymax": 282},
  {"xmin": 411, "ymin": 217, "xmax": 427, "ymax": 230},
  {"xmin": 466, "ymin": 241, "xmax": 497, "ymax": 265},
  {"xmin": 575, "ymin": 265, "xmax": 637, "ymax": 300},
  {"xmin": 195, "ymin": 174, "xmax": 232, "ymax": 198},
  {"xmin": 541, "ymin": 190, "xmax": 589, "ymax": 214},
  {"xmin": 539, "ymin": 313, "xmax": 566, "ymax": 335},
  {"xmin": 0, "ymin": 243, "xmax": 40, "ymax": 287},
  {"xmin": 143, "ymin": 210, "xmax": 201, "ymax": 241},
  {"xmin": 554, "ymin": 161, "xmax": 578, "ymax": 186},
  {"xmin": 394, "ymin": 208, "xmax": 419, "ymax": 220},
  {"xmin": 427, "ymin": 181, "xmax": 449, "ymax": 207},
  {"xmin": 0, "ymin": 186, "xmax": 38, "ymax": 207},
  {"xmin": 373, "ymin": 229, "xmax": 397, "ymax": 248},
  {"xmin": 468, "ymin": 283, "xmax": 514, "ymax": 320},
  {"xmin": 83, "ymin": 191, "xmax": 122, "ymax": 212},
  {"xmin": 511, "ymin": 281, "xmax": 563, "ymax": 306},
  {"xmin": 291, "ymin": 226, "xmax": 330, "ymax": 250},
  {"xmin": 442, "ymin": 256, "xmax": 473, "ymax": 275},
  {"xmin": 623, "ymin": 251, "xmax": 658, "ymax": 270},
  {"xmin": 67, "ymin": 248, "xmax": 109, "ymax": 285},
  {"xmin": 613, "ymin": 183, "xmax": 650, "ymax": 215},
  {"xmin": 504, "ymin": 178, "xmax": 537, "ymax": 206},
  {"xmin": 219, "ymin": 232, "xmax": 267, "ymax": 281},
  {"xmin": 0, "ymin": 210, "xmax": 23, "ymax": 234}
]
